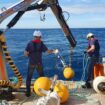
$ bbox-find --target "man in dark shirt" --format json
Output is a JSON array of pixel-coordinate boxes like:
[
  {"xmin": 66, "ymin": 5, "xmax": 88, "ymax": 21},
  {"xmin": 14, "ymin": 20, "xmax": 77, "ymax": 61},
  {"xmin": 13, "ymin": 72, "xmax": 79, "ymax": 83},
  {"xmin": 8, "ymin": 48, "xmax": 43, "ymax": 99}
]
[
  {"xmin": 24, "ymin": 30, "xmax": 58, "ymax": 97},
  {"xmin": 82, "ymin": 33, "xmax": 100, "ymax": 88}
]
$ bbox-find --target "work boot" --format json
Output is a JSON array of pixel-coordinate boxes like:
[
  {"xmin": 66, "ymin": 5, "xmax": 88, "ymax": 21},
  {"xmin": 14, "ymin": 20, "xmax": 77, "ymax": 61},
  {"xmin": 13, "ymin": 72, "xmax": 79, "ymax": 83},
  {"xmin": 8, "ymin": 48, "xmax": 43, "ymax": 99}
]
[
  {"xmin": 25, "ymin": 92, "xmax": 31, "ymax": 97},
  {"xmin": 82, "ymin": 82, "xmax": 92, "ymax": 88}
]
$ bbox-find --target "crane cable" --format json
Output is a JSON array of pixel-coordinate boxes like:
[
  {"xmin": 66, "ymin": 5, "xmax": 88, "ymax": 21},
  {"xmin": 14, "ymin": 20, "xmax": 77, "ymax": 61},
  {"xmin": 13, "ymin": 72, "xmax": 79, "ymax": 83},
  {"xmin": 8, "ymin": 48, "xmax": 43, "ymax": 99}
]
[
  {"xmin": 69, "ymin": 46, "xmax": 73, "ymax": 67},
  {"xmin": 0, "ymin": 31, "xmax": 23, "ymax": 89}
]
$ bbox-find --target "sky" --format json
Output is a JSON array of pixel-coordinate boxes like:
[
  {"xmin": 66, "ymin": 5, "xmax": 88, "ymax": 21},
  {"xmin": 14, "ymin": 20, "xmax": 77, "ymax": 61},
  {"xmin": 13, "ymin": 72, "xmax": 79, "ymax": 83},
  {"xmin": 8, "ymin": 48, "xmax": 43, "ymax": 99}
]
[{"xmin": 0, "ymin": 0, "xmax": 105, "ymax": 28}]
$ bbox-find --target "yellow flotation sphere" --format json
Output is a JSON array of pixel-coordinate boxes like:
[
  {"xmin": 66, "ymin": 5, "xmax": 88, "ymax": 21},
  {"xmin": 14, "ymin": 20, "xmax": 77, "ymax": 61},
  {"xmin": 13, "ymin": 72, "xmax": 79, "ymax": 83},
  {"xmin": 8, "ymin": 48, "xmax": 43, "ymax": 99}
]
[
  {"xmin": 54, "ymin": 83, "xmax": 69, "ymax": 103},
  {"xmin": 63, "ymin": 67, "xmax": 75, "ymax": 79},
  {"xmin": 34, "ymin": 77, "xmax": 51, "ymax": 96}
]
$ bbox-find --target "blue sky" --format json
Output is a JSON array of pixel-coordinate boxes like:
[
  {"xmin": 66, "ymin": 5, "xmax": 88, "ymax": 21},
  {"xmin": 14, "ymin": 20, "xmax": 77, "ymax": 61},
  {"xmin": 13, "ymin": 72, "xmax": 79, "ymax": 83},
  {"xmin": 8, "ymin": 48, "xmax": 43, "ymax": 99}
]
[{"xmin": 0, "ymin": 0, "xmax": 105, "ymax": 28}]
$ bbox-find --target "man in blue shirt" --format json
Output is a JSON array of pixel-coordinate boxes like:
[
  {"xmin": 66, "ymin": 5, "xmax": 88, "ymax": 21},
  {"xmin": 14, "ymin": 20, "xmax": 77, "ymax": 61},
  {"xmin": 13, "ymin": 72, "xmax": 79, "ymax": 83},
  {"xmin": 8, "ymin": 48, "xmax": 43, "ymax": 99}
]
[
  {"xmin": 24, "ymin": 30, "xmax": 57, "ymax": 97},
  {"xmin": 82, "ymin": 33, "xmax": 100, "ymax": 88}
]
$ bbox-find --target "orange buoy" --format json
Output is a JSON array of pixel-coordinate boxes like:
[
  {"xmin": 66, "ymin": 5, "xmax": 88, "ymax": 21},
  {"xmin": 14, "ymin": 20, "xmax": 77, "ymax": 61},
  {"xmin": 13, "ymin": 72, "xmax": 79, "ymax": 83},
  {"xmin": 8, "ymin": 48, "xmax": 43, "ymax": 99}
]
[
  {"xmin": 34, "ymin": 77, "xmax": 51, "ymax": 96},
  {"xmin": 94, "ymin": 64, "xmax": 104, "ymax": 79},
  {"xmin": 54, "ymin": 83, "xmax": 69, "ymax": 103},
  {"xmin": 63, "ymin": 67, "xmax": 75, "ymax": 79}
]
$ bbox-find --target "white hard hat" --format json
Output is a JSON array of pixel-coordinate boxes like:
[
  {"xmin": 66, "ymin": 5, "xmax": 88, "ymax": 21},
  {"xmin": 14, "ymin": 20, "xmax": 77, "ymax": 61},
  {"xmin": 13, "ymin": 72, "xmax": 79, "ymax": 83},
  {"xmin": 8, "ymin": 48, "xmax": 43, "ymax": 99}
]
[
  {"xmin": 87, "ymin": 33, "xmax": 94, "ymax": 39},
  {"xmin": 33, "ymin": 30, "xmax": 42, "ymax": 37}
]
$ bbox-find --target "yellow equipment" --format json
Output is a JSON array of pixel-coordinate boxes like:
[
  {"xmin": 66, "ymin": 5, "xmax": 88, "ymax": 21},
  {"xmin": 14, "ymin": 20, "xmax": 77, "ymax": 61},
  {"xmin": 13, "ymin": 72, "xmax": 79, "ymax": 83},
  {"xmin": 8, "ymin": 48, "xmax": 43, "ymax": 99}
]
[
  {"xmin": 63, "ymin": 67, "xmax": 75, "ymax": 79},
  {"xmin": 34, "ymin": 77, "xmax": 51, "ymax": 96},
  {"xmin": 54, "ymin": 82, "xmax": 69, "ymax": 103}
]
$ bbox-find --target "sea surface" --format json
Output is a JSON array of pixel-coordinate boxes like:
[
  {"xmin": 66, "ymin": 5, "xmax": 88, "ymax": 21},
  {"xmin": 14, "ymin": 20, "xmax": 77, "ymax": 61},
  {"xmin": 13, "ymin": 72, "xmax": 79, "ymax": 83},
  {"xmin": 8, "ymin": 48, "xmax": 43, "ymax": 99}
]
[{"xmin": 4, "ymin": 28, "xmax": 105, "ymax": 80}]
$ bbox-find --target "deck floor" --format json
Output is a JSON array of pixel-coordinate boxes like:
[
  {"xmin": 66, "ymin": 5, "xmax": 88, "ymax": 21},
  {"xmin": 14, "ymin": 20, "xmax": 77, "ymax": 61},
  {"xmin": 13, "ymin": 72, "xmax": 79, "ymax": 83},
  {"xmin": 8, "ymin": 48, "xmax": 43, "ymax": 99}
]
[
  {"xmin": 1, "ymin": 81, "xmax": 105, "ymax": 105},
  {"xmin": 9, "ymin": 89, "xmax": 105, "ymax": 105}
]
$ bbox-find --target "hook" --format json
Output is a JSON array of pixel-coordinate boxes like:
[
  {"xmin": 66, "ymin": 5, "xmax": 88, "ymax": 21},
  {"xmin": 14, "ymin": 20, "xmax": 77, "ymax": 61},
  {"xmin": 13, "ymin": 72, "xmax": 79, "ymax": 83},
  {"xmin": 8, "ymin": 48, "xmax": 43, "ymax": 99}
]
[
  {"xmin": 1, "ymin": 7, "xmax": 7, "ymax": 12},
  {"xmin": 40, "ymin": 12, "xmax": 45, "ymax": 21},
  {"xmin": 62, "ymin": 11, "xmax": 70, "ymax": 21}
]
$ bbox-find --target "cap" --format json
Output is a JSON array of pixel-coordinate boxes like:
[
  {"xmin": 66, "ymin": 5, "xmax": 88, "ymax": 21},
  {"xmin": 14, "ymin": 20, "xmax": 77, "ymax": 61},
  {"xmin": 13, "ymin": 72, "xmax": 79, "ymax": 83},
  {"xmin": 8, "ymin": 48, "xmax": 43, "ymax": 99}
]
[
  {"xmin": 87, "ymin": 33, "xmax": 94, "ymax": 39},
  {"xmin": 33, "ymin": 30, "xmax": 42, "ymax": 37}
]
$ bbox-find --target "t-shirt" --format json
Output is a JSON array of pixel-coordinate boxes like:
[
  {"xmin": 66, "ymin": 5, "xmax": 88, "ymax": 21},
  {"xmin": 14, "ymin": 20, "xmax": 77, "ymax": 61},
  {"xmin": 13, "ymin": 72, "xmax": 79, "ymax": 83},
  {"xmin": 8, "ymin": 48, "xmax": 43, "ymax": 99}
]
[
  {"xmin": 25, "ymin": 41, "xmax": 48, "ymax": 65},
  {"xmin": 88, "ymin": 38, "xmax": 100, "ymax": 57}
]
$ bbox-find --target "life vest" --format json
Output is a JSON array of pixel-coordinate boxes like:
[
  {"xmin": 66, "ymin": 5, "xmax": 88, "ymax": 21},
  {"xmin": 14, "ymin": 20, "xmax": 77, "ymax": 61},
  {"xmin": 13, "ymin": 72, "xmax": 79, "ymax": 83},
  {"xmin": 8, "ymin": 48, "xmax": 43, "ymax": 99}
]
[
  {"xmin": 32, "ymin": 39, "xmax": 43, "ymax": 52},
  {"xmin": 88, "ymin": 38, "xmax": 100, "ymax": 56}
]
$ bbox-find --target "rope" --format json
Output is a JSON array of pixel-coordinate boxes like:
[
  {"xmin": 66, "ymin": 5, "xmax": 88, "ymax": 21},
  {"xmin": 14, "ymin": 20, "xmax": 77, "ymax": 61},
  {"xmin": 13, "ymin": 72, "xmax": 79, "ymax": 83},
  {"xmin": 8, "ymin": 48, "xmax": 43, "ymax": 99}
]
[
  {"xmin": 0, "ymin": 32, "xmax": 23, "ymax": 89},
  {"xmin": 56, "ymin": 53, "xmax": 67, "ymax": 68},
  {"xmin": 0, "ymin": 100, "xmax": 10, "ymax": 105},
  {"xmin": 55, "ymin": 47, "xmax": 73, "ymax": 71},
  {"xmin": 55, "ymin": 47, "xmax": 73, "ymax": 67},
  {"xmin": 81, "ymin": 53, "xmax": 90, "ymax": 81},
  {"xmin": 67, "ymin": 81, "xmax": 93, "ymax": 101}
]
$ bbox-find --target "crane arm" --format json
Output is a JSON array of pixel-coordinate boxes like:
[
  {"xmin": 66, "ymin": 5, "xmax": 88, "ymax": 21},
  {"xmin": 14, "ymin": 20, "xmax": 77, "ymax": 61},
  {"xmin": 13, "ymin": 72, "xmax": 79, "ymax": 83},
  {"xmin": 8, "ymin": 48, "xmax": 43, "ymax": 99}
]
[
  {"xmin": 7, "ymin": 3, "xmax": 47, "ymax": 29},
  {"xmin": 0, "ymin": 0, "xmax": 42, "ymax": 24},
  {"xmin": 50, "ymin": 1, "xmax": 76, "ymax": 47},
  {"xmin": 0, "ymin": 0, "xmax": 76, "ymax": 47}
]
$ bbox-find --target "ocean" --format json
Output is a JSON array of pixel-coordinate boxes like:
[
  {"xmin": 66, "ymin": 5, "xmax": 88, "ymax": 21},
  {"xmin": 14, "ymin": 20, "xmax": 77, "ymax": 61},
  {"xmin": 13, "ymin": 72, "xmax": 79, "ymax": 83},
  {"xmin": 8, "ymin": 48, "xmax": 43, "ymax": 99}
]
[{"xmin": 5, "ymin": 28, "xmax": 105, "ymax": 80}]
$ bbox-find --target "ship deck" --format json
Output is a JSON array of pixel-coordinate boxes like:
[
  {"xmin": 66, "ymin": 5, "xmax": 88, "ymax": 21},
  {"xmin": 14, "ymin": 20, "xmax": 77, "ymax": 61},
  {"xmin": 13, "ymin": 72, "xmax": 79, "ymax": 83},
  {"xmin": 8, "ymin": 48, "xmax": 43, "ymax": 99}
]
[{"xmin": 1, "ymin": 81, "xmax": 105, "ymax": 105}]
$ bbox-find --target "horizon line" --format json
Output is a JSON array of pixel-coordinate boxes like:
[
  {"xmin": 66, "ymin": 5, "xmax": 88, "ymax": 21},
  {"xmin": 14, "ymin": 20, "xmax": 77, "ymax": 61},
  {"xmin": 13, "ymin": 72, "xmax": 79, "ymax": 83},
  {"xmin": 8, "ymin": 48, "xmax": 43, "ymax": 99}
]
[{"xmin": 1, "ymin": 27, "xmax": 105, "ymax": 30}]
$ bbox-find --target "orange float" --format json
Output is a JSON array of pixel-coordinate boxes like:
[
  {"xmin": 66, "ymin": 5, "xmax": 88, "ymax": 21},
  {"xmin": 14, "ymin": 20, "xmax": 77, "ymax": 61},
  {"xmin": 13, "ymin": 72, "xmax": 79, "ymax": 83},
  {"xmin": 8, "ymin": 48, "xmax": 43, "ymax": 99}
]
[
  {"xmin": 63, "ymin": 67, "xmax": 75, "ymax": 79},
  {"xmin": 34, "ymin": 77, "xmax": 51, "ymax": 96},
  {"xmin": 54, "ymin": 83, "xmax": 69, "ymax": 103},
  {"xmin": 94, "ymin": 64, "xmax": 104, "ymax": 79}
]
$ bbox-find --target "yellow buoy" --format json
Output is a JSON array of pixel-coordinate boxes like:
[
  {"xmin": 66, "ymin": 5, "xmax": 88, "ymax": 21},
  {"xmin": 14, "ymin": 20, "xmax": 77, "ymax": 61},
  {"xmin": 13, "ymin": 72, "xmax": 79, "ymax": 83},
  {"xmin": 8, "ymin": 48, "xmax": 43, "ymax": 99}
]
[
  {"xmin": 34, "ymin": 77, "xmax": 51, "ymax": 96},
  {"xmin": 63, "ymin": 67, "xmax": 75, "ymax": 79},
  {"xmin": 54, "ymin": 83, "xmax": 69, "ymax": 103}
]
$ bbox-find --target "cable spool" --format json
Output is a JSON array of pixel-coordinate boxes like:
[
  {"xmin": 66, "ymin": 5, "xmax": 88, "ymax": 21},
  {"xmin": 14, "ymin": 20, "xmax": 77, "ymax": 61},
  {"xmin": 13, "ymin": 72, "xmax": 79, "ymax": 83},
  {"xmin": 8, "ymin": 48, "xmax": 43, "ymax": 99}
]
[{"xmin": 93, "ymin": 76, "xmax": 105, "ymax": 94}]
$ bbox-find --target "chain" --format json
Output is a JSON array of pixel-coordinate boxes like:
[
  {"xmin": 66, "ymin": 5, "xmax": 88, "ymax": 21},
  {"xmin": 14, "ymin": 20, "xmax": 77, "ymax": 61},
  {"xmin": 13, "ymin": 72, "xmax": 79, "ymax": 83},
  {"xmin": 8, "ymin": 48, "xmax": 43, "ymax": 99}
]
[{"xmin": 69, "ymin": 46, "xmax": 73, "ymax": 67}]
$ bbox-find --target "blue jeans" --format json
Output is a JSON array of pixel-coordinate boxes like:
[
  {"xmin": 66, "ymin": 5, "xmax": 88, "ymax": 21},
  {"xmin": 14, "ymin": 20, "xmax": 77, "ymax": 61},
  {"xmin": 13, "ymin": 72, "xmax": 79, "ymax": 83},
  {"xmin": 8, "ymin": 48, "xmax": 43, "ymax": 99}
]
[
  {"xmin": 26, "ymin": 64, "xmax": 44, "ymax": 94},
  {"xmin": 84, "ymin": 54, "xmax": 99, "ymax": 83}
]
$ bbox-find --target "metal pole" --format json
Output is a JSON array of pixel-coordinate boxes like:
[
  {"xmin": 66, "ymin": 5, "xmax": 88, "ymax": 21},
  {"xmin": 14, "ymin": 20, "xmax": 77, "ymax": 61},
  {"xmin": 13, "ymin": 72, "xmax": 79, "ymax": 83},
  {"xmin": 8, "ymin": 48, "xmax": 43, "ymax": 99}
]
[{"xmin": 0, "ymin": 42, "xmax": 8, "ymax": 80}]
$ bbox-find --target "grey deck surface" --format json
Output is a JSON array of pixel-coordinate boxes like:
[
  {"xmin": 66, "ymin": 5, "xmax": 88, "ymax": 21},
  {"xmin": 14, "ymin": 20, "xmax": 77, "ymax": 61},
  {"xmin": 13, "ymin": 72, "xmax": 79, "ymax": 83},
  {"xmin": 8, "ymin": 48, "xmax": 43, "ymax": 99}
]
[
  {"xmin": 8, "ymin": 89, "xmax": 105, "ymax": 105},
  {"xmin": 6, "ymin": 81, "xmax": 105, "ymax": 105}
]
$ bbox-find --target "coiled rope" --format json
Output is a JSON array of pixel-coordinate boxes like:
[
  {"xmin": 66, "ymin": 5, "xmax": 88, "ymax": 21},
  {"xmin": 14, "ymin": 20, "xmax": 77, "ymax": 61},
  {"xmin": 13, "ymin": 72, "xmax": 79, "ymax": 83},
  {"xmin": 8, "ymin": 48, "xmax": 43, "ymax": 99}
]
[
  {"xmin": 81, "ymin": 53, "xmax": 90, "ymax": 81},
  {"xmin": 0, "ymin": 32, "xmax": 22, "ymax": 89}
]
